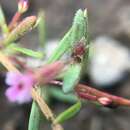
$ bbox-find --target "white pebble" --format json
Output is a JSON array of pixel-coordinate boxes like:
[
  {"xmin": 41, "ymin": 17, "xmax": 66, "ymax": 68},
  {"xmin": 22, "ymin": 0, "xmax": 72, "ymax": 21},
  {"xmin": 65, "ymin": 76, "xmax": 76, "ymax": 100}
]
[{"xmin": 89, "ymin": 36, "xmax": 130, "ymax": 86}]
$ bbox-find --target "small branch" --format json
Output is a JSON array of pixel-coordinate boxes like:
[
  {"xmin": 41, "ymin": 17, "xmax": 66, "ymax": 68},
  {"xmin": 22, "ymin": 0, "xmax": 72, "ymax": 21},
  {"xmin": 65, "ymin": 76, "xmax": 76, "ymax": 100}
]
[
  {"xmin": 76, "ymin": 84, "xmax": 130, "ymax": 108},
  {"xmin": 49, "ymin": 80, "xmax": 130, "ymax": 108},
  {"xmin": 31, "ymin": 87, "xmax": 55, "ymax": 121},
  {"xmin": 0, "ymin": 51, "xmax": 19, "ymax": 72},
  {"xmin": 52, "ymin": 124, "xmax": 64, "ymax": 130}
]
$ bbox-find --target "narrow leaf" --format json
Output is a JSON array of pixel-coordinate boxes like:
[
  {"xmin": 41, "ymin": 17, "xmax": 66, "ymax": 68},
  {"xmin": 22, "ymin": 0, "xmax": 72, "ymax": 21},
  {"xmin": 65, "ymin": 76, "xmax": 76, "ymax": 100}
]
[
  {"xmin": 28, "ymin": 101, "xmax": 41, "ymax": 130},
  {"xmin": 38, "ymin": 10, "xmax": 46, "ymax": 48},
  {"xmin": 54, "ymin": 101, "xmax": 81, "ymax": 124},
  {"xmin": 47, "ymin": 28, "xmax": 72, "ymax": 63},
  {"xmin": 9, "ymin": 44, "xmax": 44, "ymax": 58},
  {"xmin": 47, "ymin": 9, "xmax": 87, "ymax": 63},
  {"xmin": 63, "ymin": 63, "xmax": 82, "ymax": 93},
  {"xmin": 0, "ymin": 5, "xmax": 9, "ymax": 34},
  {"xmin": 49, "ymin": 87, "xmax": 78, "ymax": 103}
]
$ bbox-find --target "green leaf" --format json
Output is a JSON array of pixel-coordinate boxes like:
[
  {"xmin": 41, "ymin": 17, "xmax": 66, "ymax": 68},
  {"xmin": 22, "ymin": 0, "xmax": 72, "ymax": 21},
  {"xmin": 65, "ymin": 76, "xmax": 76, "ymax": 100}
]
[
  {"xmin": 0, "ymin": 5, "xmax": 9, "ymax": 34},
  {"xmin": 47, "ymin": 9, "xmax": 89, "ymax": 94},
  {"xmin": 8, "ymin": 44, "xmax": 44, "ymax": 58},
  {"xmin": 70, "ymin": 9, "xmax": 86, "ymax": 45},
  {"xmin": 28, "ymin": 101, "xmax": 41, "ymax": 130},
  {"xmin": 37, "ymin": 10, "xmax": 46, "ymax": 48},
  {"xmin": 47, "ymin": 9, "xmax": 88, "ymax": 63},
  {"xmin": 47, "ymin": 28, "xmax": 73, "ymax": 63},
  {"xmin": 28, "ymin": 87, "xmax": 44, "ymax": 130},
  {"xmin": 54, "ymin": 101, "xmax": 81, "ymax": 124},
  {"xmin": 63, "ymin": 63, "xmax": 82, "ymax": 93},
  {"xmin": 49, "ymin": 87, "xmax": 78, "ymax": 103}
]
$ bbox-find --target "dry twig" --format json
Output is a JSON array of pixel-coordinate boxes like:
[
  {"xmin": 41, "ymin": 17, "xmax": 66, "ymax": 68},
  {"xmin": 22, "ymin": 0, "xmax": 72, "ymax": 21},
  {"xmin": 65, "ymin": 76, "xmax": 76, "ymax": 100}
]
[{"xmin": 31, "ymin": 87, "xmax": 64, "ymax": 130}]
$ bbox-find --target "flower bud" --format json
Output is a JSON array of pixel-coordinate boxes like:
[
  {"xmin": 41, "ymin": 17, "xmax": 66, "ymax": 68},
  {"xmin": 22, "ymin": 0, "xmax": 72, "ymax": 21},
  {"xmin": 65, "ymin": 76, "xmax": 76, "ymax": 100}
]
[
  {"xmin": 5, "ymin": 16, "xmax": 37, "ymax": 45},
  {"xmin": 18, "ymin": 0, "xmax": 29, "ymax": 13}
]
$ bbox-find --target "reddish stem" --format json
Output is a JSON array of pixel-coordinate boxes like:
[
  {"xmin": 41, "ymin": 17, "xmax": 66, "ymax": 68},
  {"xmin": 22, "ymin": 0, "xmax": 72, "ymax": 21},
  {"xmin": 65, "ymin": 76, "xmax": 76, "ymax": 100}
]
[
  {"xmin": 78, "ymin": 92, "xmax": 97, "ymax": 101},
  {"xmin": 76, "ymin": 84, "xmax": 130, "ymax": 107},
  {"xmin": 8, "ymin": 12, "xmax": 22, "ymax": 31},
  {"xmin": 49, "ymin": 80, "xmax": 130, "ymax": 108}
]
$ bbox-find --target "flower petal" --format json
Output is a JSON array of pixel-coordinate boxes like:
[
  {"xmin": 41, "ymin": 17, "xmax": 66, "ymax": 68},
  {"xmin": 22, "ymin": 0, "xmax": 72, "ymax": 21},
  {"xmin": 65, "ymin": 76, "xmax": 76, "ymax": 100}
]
[
  {"xmin": 6, "ymin": 72, "xmax": 22, "ymax": 86},
  {"xmin": 5, "ymin": 86, "xmax": 19, "ymax": 102},
  {"xmin": 17, "ymin": 89, "xmax": 32, "ymax": 104}
]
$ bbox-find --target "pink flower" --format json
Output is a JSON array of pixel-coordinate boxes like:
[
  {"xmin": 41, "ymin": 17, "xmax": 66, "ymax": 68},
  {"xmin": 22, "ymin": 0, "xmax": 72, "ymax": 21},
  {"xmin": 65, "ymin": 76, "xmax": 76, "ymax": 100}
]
[
  {"xmin": 5, "ymin": 61, "xmax": 65, "ymax": 104},
  {"xmin": 5, "ymin": 72, "xmax": 35, "ymax": 104}
]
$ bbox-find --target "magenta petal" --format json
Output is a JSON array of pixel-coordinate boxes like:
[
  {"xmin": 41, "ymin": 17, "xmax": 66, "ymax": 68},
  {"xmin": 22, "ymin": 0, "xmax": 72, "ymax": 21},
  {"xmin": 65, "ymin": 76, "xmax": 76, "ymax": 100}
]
[
  {"xmin": 17, "ymin": 90, "xmax": 32, "ymax": 104},
  {"xmin": 5, "ymin": 85, "xmax": 32, "ymax": 104},
  {"xmin": 5, "ymin": 86, "xmax": 19, "ymax": 102},
  {"xmin": 6, "ymin": 72, "xmax": 22, "ymax": 86},
  {"xmin": 5, "ymin": 72, "xmax": 34, "ymax": 104},
  {"xmin": 21, "ymin": 74, "xmax": 34, "ymax": 87}
]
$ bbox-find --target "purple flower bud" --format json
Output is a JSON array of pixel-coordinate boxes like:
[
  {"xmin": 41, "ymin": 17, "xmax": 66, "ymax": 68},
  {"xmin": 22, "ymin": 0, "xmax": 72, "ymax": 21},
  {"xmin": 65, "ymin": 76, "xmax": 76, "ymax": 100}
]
[{"xmin": 18, "ymin": 0, "xmax": 29, "ymax": 13}]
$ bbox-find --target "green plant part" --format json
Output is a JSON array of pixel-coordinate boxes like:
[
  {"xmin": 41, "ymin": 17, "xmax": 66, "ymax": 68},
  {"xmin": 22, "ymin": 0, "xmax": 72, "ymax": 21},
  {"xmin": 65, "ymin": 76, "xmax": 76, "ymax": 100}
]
[
  {"xmin": 0, "ymin": 5, "xmax": 9, "ymax": 34},
  {"xmin": 54, "ymin": 101, "xmax": 82, "ymax": 124},
  {"xmin": 47, "ymin": 9, "xmax": 88, "ymax": 63},
  {"xmin": 28, "ymin": 87, "xmax": 44, "ymax": 130},
  {"xmin": 47, "ymin": 28, "xmax": 73, "ymax": 63},
  {"xmin": 4, "ymin": 16, "xmax": 37, "ymax": 45},
  {"xmin": 70, "ymin": 9, "xmax": 87, "ymax": 45},
  {"xmin": 63, "ymin": 63, "xmax": 82, "ymax": 93},
  {"xmin": 49, "ymin": 87, "xmax": 78, "ymax": 103},
  {"xmin": 8, "ymin": 44, "xmax": 44, "ymax": 58},
  {"xmin": 48, "ymin": 9, "xmax": 89, "ymax": 94},
  {"xmin": 29, "ymin": 9, "xmax": 89, "ymax": 130},
  {"xmin": 61, "ymin": 9, "xmax": 89, "ymax": 94},
  {"xmin": 28, "ymin": 101, "xmax": 41, "ymax": 130},
  {"xmin": 37, "ymin": 10, "xmax": 46, "ymax": 48},
  {"xmin": 62, "ymin": 38, "xmax": 89, "ymax": 93}
]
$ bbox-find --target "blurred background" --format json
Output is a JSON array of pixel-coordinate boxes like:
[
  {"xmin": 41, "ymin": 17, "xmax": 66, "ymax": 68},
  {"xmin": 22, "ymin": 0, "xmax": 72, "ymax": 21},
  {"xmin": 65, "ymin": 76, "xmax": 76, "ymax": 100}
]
[{"xmin": 1, "ymin": 0, "xmax": 130, "ymax": 130}]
